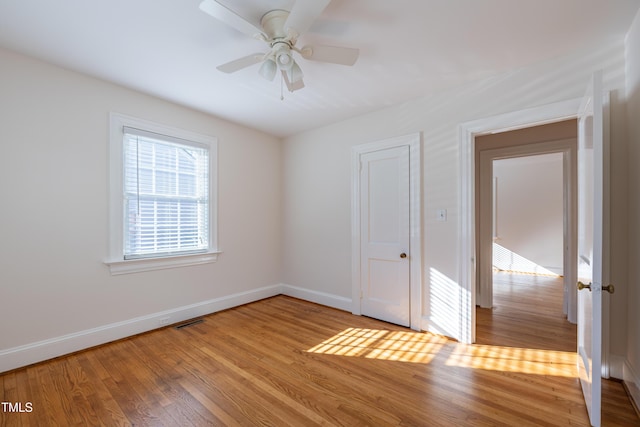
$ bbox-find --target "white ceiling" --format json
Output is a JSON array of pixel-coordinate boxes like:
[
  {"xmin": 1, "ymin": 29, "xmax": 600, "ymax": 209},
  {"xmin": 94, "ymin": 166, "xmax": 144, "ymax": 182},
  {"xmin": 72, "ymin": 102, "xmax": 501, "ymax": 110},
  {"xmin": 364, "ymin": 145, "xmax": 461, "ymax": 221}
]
[{"xmin": 0, "ymin": 0, "xmax": 638, "ymax": 137}]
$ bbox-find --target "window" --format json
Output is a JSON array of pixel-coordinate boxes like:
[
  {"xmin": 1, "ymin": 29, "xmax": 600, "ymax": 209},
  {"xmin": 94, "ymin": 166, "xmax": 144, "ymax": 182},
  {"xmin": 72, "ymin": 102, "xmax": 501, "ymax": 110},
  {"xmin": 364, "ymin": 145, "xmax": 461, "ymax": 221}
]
[
  {"xmin": 106, "ymin": 114, "xmax": 218, "ymax": 274},
  {"xmin": 123, "ymin": 127, "xmax": 209, "ymax": 259}
]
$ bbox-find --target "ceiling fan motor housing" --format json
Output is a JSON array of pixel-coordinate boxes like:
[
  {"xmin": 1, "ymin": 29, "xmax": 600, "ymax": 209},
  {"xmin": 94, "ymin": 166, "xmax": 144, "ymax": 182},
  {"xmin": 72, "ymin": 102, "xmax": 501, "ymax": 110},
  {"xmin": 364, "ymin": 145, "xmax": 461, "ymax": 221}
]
[{"xmin": 261, "ymin": 9, "xmax": 290, "ymax": 40}]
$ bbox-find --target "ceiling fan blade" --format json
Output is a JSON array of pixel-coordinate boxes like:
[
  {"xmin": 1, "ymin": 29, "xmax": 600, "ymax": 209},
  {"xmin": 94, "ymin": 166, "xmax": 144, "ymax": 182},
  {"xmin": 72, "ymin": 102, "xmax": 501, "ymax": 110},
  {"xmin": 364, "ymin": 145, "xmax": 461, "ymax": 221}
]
[
  {"xmin": 301, "ymin": 45, "xmax": 359, "ymax": 66},
  {"xmin": 282, "ymin": 70, "xmax": 305, "ymax": 92},
  {"xmin": 284, "ymin": 0, "xmax": 331, "ymax": 38},
  {"xmin": 199, "ymin": 0, "xmax": 264, "ymax": 39},
  {"xmin": 217, "ymin": 53, "xmax": 265, "ymax": 74}
]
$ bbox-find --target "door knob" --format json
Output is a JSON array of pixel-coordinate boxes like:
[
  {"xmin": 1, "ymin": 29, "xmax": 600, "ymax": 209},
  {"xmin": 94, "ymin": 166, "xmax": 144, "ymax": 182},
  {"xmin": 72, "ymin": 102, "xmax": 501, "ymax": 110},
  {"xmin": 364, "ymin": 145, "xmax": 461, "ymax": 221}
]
[
  {"xmin": 577, "ymin": 281, "xmax": 615, "ymax": 294},
  {"xmin": 577, "ymin": 281, "xmax": 591, "ymax": 291},
  {"xmin": 400, "ymin": 253, "xmax": 407, "ymax": 259}
]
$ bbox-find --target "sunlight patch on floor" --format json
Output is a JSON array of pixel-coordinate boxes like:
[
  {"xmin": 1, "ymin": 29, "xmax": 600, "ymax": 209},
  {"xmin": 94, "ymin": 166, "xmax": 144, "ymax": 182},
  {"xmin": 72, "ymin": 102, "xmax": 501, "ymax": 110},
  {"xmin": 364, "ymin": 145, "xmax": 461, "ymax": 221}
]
[
  {"xmin": 307, "ymin": 328, "xmax": 577, "ymax": 378},
  {"xmin": 306, "ymin": 328, "xmax": 447, "ymax": 363},
  {"xmin": 446, "ymin": 343, "xmax": 577, "ymax": 377}
]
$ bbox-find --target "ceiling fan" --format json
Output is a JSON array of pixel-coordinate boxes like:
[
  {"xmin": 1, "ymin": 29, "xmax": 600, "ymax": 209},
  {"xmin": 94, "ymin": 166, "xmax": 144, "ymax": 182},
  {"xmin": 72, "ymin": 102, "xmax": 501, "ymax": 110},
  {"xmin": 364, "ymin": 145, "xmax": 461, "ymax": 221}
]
[{"xmin": 199, "ymin": 0, "xmax": 359, "ymax": 92}]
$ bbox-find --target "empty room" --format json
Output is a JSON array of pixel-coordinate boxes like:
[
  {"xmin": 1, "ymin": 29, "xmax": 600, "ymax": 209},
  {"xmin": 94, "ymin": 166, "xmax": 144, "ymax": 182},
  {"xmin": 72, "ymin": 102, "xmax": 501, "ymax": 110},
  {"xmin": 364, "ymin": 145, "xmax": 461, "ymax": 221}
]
[{"xmin": 1, "ymin": 1, "xmax": 640, "ymax": 426}]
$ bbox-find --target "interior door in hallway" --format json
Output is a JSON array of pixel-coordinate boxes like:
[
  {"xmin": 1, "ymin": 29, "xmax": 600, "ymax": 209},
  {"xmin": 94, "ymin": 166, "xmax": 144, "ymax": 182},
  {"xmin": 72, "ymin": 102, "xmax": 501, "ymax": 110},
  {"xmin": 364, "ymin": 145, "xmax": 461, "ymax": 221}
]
[
  {"xmin": 359, "ymin": 145, "xmax": 411, "ymax": 327},
  {"xmin": 577, "ymin": 70, "xmax": 609, "ymax": 427}
]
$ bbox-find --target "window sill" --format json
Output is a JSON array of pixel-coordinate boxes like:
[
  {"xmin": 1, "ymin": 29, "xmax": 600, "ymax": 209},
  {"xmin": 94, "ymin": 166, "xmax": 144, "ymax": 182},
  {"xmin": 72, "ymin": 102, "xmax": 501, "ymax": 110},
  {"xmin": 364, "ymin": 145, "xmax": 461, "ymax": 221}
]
[{"xmin": 105, "ymin": 251, "xmax": 221, "ymax": 275}]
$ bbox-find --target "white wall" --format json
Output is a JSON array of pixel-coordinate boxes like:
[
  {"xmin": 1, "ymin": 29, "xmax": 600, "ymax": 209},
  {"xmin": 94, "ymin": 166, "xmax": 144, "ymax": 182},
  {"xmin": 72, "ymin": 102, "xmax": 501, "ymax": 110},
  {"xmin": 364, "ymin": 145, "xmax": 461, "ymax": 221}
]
[
  {"xmin": 493, "ymin": 153, "xmax": 564, "ymax": 274},
  {"xmin": 624, "ymin": 6, "xmax": 640, "ymax": 408},
  {"xmin": 282, "ymin": 39, "xmax": 630, "ymax": 358},
  {"xmin": 0, "ymin": 47, "xmax": 283, "ymax": 371}
]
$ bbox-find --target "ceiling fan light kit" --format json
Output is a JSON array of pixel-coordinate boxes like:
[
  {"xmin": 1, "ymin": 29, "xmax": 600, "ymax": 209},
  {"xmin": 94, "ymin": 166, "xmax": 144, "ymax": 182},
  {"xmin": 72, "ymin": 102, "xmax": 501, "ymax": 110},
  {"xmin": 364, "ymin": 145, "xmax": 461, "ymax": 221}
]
[
  {"xmin": 258, "ymin": 58, "xmax": 277, "ymax": 81},
  {"xmin": 199, "ymin": 0, "xmax": 359, "ymax": 93},
  {"xmin": 273, "ymin": 42, "xmax": 294, "ymax": 70},
  {"xmin": 290, "ymin": 61, "xmax": 304, "ymax": 83}
]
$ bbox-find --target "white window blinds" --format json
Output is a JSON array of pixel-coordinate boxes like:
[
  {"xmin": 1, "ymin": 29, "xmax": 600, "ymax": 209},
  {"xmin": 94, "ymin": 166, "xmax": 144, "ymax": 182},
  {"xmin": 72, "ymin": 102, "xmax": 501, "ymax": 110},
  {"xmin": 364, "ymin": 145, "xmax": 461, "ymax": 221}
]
[{"xmin": 123, "ymin": 126, "xmax": 209, "ymax": 259}]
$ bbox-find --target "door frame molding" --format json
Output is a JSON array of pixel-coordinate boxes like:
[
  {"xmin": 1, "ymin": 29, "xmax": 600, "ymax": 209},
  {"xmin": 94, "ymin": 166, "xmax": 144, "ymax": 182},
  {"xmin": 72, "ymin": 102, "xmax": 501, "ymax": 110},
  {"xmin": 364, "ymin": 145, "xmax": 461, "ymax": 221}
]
[
  {"xmin": 351, "ymin": 133, "xmax": 422, "ymax": 330},
  {"xmin": 458, "ymin": 98, "xmax": 581, "ymax": 344}
]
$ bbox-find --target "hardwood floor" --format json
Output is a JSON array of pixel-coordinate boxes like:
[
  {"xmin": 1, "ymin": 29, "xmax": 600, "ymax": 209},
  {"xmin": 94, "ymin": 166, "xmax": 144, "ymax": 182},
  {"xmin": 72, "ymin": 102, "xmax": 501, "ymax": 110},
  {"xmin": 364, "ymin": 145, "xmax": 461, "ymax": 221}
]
[
  {"xmin": 476, "ymin": 272, "xmax": 576, "ymax": 352},
  {"xmin": 1, "ymin": 277, "xmax": 638, "ymax": 426}
]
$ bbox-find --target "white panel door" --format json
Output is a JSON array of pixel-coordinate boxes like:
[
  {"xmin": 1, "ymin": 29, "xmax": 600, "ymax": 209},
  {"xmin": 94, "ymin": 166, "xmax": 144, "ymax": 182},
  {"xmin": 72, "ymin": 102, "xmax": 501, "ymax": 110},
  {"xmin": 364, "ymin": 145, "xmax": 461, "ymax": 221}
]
[
  {"xmin": 577, "ymin": 71, "xmax": 607, "ymax": 427},
  {"xmin": 360, "ymin": 146, "xmax": 411, "ymax": 327}
]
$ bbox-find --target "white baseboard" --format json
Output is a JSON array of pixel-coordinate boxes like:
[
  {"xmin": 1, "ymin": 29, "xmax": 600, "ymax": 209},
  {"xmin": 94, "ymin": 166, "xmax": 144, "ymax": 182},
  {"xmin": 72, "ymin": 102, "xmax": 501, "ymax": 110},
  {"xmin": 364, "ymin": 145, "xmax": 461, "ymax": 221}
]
[
  {"xmin": 420, "ymin": 315, "xmax": 461, "ymax": 340},
  {"xmin": 0, "ymin": 284, "xmax": 351, "ymax": 373},
  {"xmin": 624, "ymin": 359, "xmax": 640, "ymax": 413},
  {"xmin": 544, "ymin": 266, "xmax": 564, "ymax": 275},
  {"xmin": 280, "ymin": 284, "xmax": 352, "ymax": 312},
  {"xmin": 609, "ymin": 354, "xmax": 625, "ymax": 380},
  {"xmin": 0, "ymin": 284, "xmax": 282, "ymax": 373}
]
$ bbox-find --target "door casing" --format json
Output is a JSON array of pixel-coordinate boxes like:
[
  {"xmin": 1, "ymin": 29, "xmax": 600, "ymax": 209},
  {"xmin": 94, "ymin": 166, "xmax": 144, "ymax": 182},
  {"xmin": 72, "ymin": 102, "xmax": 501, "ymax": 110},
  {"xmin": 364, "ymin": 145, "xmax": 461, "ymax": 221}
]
[{"xmin": 459, "ymin": 98, "xmax": 582, "ymax": 344}]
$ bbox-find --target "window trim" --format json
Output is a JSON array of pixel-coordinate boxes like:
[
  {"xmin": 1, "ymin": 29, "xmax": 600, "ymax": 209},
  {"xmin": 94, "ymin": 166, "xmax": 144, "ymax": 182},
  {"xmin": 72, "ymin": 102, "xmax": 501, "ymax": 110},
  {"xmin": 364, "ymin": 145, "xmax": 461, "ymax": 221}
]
[{"xmin": 106, "ymin": 113, "xmax": 219, "ymax": 275}]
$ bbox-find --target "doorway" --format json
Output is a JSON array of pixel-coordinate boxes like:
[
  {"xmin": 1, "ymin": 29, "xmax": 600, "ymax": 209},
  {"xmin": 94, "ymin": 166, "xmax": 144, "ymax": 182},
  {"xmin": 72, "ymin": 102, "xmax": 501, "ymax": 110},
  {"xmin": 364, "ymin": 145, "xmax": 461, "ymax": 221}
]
[
  {"xmin": 475, "ymin": 119, "xmax": 577, "ymax": 349},
  {"xmin": 475, "ymin": 140, "xmax": 577, "ymax": 351},
  {"xmin": 474, "ymin": 120, "xmax": 578, "ymax": 337},
  {"xmin": 492, "ymin": 153, "xmax": 565, "ymax": 278}
]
